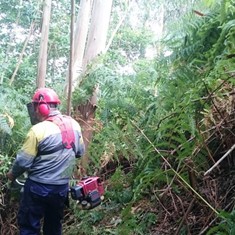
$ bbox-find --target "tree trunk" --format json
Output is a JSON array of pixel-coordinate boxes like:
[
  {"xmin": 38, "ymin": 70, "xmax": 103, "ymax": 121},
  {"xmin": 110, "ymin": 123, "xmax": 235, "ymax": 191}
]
[
  {"xmin": 83, "ymin": 0, "xmax": 113, "ymax": 68},
  {"xmin": 67, "ymin": 0, "xmax": 75, "ymax": 116},
  {"xmin": 74, "ymin": 0, "xmax": 93, "ymax": 86},
  {"xmin": 37, "ymin": 0, "xmax": 52, "ymax": 88},
  {"xmin": 77, "ymin": 0, "xmax": 113, "ymax": 172},
  {"xmin": 65, "ymin": 0, "xmax": 92, "ymax": 94}
]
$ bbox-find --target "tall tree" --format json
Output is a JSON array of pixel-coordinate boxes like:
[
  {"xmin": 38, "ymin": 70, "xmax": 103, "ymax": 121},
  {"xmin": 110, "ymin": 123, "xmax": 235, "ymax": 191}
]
[
  {"xmin": 82, "ymin": 0, "xmax": 113, "ymax": 68},
  {"xmin": 74, "ymin": 0, "xmax": 113, "ymax": 173},
  {"xmin": 67, "ymin": 0, "xmax": 75, "ymax": 116},
  {"xmin": 37, "ymin": 0, "xmax": 52, "ymax": 88},
  {"xmin": 72, "ymin": 0, "xmax": 93, "ymax": 90}
]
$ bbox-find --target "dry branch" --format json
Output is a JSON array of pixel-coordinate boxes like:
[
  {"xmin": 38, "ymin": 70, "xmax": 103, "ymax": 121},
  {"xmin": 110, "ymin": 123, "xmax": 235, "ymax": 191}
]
[{"xmin": 204, "ymin": 143, "xmax": 235, "ymax": 176}]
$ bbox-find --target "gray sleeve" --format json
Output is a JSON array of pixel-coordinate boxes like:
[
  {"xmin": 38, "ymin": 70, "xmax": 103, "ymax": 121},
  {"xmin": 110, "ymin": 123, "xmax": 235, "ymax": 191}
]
[{"xmin": 11, "ymin": 151, "xmax": 35, "ymax": 178}]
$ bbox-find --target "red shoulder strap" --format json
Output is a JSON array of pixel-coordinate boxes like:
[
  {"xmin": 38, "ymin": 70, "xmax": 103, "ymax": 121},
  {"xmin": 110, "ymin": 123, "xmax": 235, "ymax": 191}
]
[{"xmin": 47, "ymin": 115, "xmax": 75, "ymax": 149}]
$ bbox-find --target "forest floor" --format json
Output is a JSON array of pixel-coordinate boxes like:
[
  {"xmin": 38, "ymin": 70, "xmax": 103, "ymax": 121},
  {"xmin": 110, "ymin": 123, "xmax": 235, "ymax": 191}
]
[{"xmin": 1, "ymin": 163, "xmax": 235, "ymax": 235}]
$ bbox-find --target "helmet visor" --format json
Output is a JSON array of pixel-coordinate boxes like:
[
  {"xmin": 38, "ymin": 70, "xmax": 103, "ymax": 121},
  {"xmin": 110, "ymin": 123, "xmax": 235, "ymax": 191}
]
[{"xmin": 26, "ymin": 102, "xmax": 40, "ymax": 125}]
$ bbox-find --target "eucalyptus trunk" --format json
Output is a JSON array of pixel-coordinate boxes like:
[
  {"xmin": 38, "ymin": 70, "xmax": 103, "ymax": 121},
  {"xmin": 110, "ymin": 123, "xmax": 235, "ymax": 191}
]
[
  {"xmin": 72, "ymin": 0, "xmax": 92, "ymax": 90},
  {"xmin": 83, "ymin": 0, "xmax": 113, "ymax": 68},
  {"xmin": 37, "ymin": 0, "xmax": 52, "ymax": 88},
  {"xmin": 77, "ymin": 0, "xmax": 113, "ymax": 173}
]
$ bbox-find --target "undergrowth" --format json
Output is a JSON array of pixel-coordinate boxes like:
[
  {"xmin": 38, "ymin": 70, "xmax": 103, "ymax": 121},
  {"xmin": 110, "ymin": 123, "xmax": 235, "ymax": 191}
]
[
  {"xmin": 68, "ymin": 1, "xmax": 235, "ymax": 234},
  {"xmin": 1, "ymin": 0, "xmax": 235, "ymax": 234}
]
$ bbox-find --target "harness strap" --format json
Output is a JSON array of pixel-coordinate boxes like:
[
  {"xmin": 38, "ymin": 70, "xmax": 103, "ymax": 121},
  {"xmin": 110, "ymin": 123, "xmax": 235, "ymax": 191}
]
[{"xmin": 38, "ymin": 115, "xmax": 76, "ymax": 155}]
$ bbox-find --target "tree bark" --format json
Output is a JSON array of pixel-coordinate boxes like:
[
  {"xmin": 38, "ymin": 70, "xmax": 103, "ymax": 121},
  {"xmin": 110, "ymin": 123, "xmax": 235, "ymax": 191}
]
[
  {"xmin": 37, "ymin": 0, "xmax": 52, "ymax": 88},
  {"xmin": 76, "ymin": 86, "xmax": 99, "ymax": 174},
  {"xmin": 83, "ymin": 0, "xmax": 113, "ymax": 68},
  {"xmin": 67, "ymin": 0, "xmax": 75, "ymax": 116},
  {"xmin": 69, "ymin": 0, "xmax": 92, "ymax": 92},
  {"xmin": 77, "ymin": 0, "xmax": 113, "ymax": 172}
]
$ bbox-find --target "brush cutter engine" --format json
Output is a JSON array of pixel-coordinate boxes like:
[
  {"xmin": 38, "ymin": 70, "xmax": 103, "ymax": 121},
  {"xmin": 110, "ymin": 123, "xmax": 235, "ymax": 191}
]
[
  {"xmin": 14, "ymin": 174, "xmax": 104, "ymax": 209},
  {"xmin": 70, "ymin": 176, "xmax": 104, "ymax": 209}
]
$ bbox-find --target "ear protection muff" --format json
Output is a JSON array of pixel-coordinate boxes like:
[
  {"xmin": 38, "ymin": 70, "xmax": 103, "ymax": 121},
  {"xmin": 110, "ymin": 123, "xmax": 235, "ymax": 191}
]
[
  {"xmin": 38, "ymin": 103, "xmax": 50, "ymax": 116},
  {"xmin": 38, "ymin": 94, "xmax": 50, "ymax": 117}
]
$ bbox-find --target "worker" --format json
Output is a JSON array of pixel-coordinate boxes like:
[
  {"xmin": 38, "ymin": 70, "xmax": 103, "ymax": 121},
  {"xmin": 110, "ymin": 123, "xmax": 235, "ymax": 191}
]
[{"xmin": 7, "ymin": 87, "xmax": 85, "ymax": 235}]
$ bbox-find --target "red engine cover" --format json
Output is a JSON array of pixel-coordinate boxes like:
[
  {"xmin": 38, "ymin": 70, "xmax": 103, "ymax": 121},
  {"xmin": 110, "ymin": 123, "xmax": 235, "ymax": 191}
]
[{"xmin": 77, "ymin": 177, "xmax": 104, "ymax": 196}]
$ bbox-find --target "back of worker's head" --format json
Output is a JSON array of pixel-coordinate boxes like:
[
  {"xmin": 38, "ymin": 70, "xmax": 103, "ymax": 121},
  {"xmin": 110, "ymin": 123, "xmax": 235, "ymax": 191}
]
[
  {"xmin": 27, "ymin": 88, "xmax": 61, "ymax": 123},
  {"xmin": 32, "ymin": 88, "xmax": 61, "ymax": 117}
]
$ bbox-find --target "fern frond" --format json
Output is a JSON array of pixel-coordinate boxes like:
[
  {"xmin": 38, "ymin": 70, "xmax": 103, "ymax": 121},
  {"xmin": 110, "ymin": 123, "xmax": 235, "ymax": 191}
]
[{"xmin": 0, "ymin": 115, "xmax": 12, "ymax": 135}]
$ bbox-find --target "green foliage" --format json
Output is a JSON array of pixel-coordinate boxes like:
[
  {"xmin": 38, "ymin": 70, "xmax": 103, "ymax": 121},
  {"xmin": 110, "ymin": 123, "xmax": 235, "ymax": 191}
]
[
  {"xmin": 207, "ymin": 210, "xmax": 235, "ymax": 235},
  {"xmin": 0, "ymin": 154, "xmax": 12, "ymax": 175},
  {"xmin": 117, "ymin": 205, "xmax": 138, "ymax": 235},
  {"xmin": 1, "ymin": 0, "xmax": 235, "ymax": 233},
  {"xmin": 105, "ymin": 168, "xmax": 133, "ymax": 204},
  {"xmin": 0, "ymin": 115, "xmax": 12, "ymax": 136},
  {"xmin": 72, "ymin": 77, "xmax": 97, "ymax": 105},
  {"xmin": 0, "ymin": 85, "xmax": 31, "ymax": 178},
  {"xmin": 83, "ymin": 1, "xmax": 235, "ymax": 233},
  {"xmin": 111, "ymin": 27, "xmax": 154, "ymax": 60},
  {"xmin": 0, "ymin": 0, "xmax": 40, "ymax": 27},
  {"xmin": 64, "ymin": 204, "xmax": 106, "ymax": 235},
  {"xmin": 0, "ymin": 85, "xmax": 31, "ymax": 159},
  {"xmin": 116, "ymin": 205, "xmax": 157, "ymax": 235},
  {"xmin": 0, "ymin": 0, "xmax": 71, "ymax": 88}
]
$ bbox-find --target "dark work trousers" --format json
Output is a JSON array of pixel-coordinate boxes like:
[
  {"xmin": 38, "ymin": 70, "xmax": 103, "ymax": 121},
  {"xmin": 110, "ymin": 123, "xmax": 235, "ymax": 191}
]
[{"xmin": 18, "ymin": 178, "xmax": 68, "ymax": 235}]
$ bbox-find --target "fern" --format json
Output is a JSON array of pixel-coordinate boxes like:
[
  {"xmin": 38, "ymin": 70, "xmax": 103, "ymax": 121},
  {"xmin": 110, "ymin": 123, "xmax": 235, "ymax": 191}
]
[
  {"xmin": 207, "ymin": 210, "xmax": 235, "ymax": 235},
  {"xmin": 0, "ymin": 115, "xmax": 12, "ymax": 135},
  {"xmin": 0, "ymin": 86, "xmax": 30, "ymax": 156},
  {"xmin": 69, "ymin": 1, "xmax": 235, "ymax": 233}
]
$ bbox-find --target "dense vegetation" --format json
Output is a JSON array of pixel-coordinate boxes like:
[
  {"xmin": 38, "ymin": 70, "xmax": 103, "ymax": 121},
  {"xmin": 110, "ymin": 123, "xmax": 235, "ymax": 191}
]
[{"xmin": 0, "ymin": 0, "xmax": 235, "ymax": 234}]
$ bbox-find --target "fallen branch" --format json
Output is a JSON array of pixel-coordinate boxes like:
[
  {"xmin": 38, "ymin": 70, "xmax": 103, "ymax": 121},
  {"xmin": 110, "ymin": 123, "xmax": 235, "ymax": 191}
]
[{"xmin": 204, "ymin": 143, "xmax": 235, "ymax": 176}]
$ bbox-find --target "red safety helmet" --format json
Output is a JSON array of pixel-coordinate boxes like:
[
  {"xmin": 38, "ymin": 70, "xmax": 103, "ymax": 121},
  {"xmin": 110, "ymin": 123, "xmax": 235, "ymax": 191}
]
[
  {"xmin": 32, "ymin": 88, "xmax": 61, "ymax": 117},
  {"xmin": 32, "ymin": 88, "xmax": 61, "ymax": 104}
]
